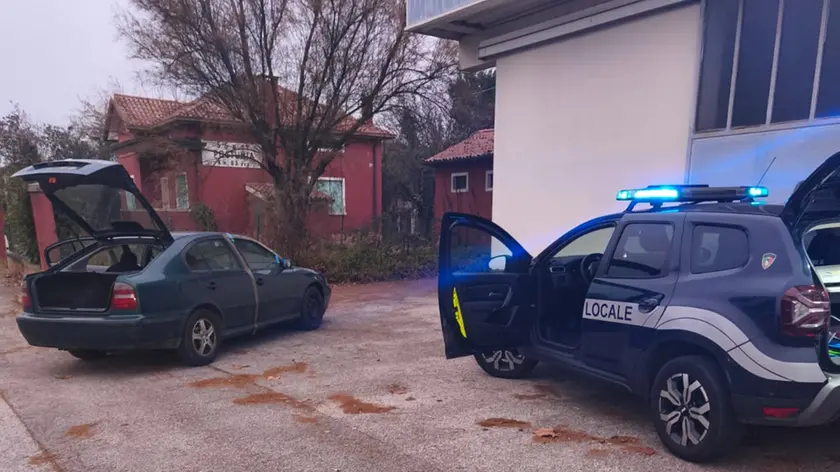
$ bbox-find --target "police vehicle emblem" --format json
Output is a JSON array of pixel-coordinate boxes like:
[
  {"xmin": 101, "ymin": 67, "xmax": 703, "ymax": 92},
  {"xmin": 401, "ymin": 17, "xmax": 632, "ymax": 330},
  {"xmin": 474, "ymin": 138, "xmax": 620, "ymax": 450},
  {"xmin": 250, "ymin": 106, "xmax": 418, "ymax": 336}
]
[{"xmin": 761, "ymin": 253, "xmax": 777, "ymax": 270}]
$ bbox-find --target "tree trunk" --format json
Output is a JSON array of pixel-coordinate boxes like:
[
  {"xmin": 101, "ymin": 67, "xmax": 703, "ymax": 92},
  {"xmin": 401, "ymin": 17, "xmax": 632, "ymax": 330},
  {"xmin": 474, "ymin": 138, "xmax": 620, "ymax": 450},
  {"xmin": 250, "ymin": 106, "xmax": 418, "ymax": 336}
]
[{"xmin": 271, "ymin": 177, "xmax": 309, "ymax": 259}]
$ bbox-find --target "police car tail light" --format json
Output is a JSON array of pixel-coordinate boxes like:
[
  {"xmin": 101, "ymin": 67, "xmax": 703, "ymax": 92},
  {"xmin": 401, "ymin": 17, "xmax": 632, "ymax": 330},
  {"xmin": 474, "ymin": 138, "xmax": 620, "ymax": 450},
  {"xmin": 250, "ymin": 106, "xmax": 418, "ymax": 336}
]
[
  {"xmin": 110, "ymin": 282, "xmax": 138, "ymax": 311},
  {"xmin": 780, "ymin": 285, "xmax": 830, "ymax": 337}
]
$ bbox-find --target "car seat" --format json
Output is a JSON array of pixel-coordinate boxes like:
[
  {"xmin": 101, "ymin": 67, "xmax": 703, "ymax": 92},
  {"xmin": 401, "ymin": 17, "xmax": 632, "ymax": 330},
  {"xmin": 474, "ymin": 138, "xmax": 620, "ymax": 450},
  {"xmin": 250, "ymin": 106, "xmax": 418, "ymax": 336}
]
[{"xmin": 107, "ymin": 246, "xmax": 141, "ymax": 273}]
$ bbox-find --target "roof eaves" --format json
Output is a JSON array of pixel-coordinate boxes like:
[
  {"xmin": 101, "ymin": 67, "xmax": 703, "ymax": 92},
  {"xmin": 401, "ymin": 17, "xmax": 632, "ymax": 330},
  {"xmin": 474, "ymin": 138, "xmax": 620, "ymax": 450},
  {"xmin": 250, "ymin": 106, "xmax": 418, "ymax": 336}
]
[{"xmin": 424, "ymin": 152, "xmax": 493, "ymax": 166}]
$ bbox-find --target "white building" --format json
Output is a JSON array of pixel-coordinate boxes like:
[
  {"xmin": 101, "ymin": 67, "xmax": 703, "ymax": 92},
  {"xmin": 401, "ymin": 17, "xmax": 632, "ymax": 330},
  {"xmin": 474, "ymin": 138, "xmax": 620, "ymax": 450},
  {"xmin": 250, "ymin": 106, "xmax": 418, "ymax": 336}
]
[{"xmin": 408, "ymin": 0, "xmax": 840, "ymax": 254}]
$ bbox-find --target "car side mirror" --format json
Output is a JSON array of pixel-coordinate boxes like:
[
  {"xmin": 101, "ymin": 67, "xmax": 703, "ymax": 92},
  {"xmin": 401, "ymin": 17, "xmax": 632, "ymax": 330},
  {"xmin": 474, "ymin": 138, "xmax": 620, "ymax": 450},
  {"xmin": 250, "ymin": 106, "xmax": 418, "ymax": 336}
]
[
  {"xmin": 280, "ymin": 258, "xmax": 291, "ymax": 270},
  {"xmin": 488, "ymin": 254, "xmax": 511, "ymax": 272}
]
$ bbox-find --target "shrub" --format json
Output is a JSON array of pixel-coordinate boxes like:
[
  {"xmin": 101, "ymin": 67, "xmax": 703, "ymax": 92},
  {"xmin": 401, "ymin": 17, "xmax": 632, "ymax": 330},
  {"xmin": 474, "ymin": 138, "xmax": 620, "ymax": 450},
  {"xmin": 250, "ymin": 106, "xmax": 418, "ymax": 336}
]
[
  {"xmin": 3, "ymin": 179, "xmax": 39, "ymax": 265},
  {"xmin": 296, "ymin": 232, "xmax": 437, "ymax": 284},
  {"xmin": 190, "ymin": 203, "xmax": 218, "ymax": 232}
]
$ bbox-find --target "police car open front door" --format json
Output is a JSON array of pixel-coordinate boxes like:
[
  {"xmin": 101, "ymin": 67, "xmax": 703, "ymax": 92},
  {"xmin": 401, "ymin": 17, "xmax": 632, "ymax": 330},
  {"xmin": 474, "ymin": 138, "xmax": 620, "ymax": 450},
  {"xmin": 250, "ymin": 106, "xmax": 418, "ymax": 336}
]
[{"xmin": 438, "ymin": 213, "xmax": 534, "ymax": 359}]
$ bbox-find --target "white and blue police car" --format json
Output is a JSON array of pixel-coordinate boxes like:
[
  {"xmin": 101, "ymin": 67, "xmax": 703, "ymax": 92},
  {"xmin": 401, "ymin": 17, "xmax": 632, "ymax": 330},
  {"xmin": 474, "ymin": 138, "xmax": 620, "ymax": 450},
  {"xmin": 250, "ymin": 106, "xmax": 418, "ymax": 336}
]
[{"xmin": 437, "ymin": 151, "xmax": 840, "ymax": 462}]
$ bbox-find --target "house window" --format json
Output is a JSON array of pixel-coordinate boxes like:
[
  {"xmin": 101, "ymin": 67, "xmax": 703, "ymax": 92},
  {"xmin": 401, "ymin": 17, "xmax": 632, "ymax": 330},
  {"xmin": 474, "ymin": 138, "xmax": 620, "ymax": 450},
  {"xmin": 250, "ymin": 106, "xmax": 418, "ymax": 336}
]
[
  {"xmin": 314, "ymin": 177, "xmax": 346, "ymax": 215},
  {"xmin": 451, "ymin": 172, "xmax": 468, "ymax": 193},
  {"xmin": 175, "ymin": 174, "xmax": 189, "ymax": 209},
  {"xmin": 695, "ymin": 0, "xmax": 832, "ymax": 132},
  {"xmin": 160, "ymin": 177, "xmax": 170, "ymax": 209},
  {"xmin": 126, "ymin": 174, "xmax": 136, "ymax": 210},
  {"xmin": 485, "ymin": 170, "xmax": 493, "ymax": 191}
]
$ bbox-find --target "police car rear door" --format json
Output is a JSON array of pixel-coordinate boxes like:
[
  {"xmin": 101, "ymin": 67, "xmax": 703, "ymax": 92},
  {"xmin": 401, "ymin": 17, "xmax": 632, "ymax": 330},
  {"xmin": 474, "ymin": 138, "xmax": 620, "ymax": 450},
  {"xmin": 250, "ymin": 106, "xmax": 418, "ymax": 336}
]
[
  {"xmin": 438, "ymin": 213, "xmax": 534, "ymax": 359},
  {"xmin": 581, "ymin": 212, "xmax": 685, "ymax": 376}
]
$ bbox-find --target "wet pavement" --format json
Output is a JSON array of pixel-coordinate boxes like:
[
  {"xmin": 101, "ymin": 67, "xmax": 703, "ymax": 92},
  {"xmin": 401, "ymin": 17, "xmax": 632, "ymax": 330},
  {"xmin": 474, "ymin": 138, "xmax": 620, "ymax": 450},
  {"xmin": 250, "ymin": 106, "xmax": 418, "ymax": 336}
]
[{"xmin": 1, "ymin": 279, "xmax": 839, "ymax": 472}]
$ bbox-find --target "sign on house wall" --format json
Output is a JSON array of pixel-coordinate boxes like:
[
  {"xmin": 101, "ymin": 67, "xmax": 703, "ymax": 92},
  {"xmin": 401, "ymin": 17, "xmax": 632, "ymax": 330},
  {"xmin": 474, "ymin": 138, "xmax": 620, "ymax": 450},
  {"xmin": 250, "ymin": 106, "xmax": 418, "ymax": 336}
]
[{"xmin": 201, "ymin": 141, "xmax": 262, "ymax": 168}]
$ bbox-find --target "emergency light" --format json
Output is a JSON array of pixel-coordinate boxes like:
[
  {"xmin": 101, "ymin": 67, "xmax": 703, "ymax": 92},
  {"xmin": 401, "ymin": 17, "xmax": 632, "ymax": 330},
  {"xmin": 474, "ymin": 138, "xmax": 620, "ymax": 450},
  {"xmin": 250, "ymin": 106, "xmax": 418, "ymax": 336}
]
[{"xmin": 616, "ymin": 185, "xmax": 769, "ymax": 210}]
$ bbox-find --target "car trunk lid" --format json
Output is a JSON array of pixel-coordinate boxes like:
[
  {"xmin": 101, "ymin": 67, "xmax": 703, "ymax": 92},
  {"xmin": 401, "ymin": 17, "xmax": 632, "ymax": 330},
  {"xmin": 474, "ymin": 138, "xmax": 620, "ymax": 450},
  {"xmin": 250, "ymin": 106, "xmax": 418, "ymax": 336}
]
[{"xmin": 12, "ymin": 159, "xmax": 173, "ymax": 243}]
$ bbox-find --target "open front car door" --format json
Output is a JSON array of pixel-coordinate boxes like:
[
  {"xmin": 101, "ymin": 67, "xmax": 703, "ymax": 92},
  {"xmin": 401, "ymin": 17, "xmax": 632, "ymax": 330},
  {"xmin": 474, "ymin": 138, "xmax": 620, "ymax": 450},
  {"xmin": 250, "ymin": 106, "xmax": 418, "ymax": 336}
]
[{"xmin": 438, "ymin": 212, "xmax": 534, "ymax": 359}]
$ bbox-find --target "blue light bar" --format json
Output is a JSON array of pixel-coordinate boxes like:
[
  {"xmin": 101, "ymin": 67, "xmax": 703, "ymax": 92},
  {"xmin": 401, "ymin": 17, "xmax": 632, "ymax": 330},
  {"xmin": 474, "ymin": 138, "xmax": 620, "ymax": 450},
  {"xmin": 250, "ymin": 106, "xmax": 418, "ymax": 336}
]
[
  {"xmin": 616, "ymin": 187, "xmax": 679, "ymax": 201},
  {"xmin": 616, "ymin": 185, "xmax": 770, "ymax": 206},
  {"xmin": 748, "ymin": 186, "xmax": 769, "ymax": 197}
]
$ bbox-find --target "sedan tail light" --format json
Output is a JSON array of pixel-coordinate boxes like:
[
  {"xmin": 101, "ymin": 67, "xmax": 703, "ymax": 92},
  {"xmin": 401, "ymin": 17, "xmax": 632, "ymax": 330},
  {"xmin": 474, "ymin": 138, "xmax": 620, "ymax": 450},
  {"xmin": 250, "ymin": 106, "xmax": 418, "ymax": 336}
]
[
  {"xmin": 21, "ymin": 284, "xmax": 31, "ymax": 311},
  {"xmin": 111, "ymin": 282, "xmax": 138, "ymax": 311},
  {"xmin": 780, "ymin": 285, "xmax": 830, "ymax": 337}
]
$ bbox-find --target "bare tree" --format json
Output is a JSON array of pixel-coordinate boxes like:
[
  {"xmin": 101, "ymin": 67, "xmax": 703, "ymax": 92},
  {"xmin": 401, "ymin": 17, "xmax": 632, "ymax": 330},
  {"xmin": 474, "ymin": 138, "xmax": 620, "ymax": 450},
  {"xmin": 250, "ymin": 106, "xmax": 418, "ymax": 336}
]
[{"xmin": 118, "ymin": 0, "xmax": 455, "ymax": 254}]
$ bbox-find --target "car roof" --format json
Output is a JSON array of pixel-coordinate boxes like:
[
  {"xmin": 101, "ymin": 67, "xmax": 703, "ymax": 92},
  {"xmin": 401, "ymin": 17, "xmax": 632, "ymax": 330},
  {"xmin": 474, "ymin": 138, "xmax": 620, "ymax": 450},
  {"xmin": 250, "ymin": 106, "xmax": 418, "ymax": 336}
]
[
  {"xmin": 626, "ymin": 201, "xmax": 785, "ymax": 217},
  {"xmin": 171, "ymin": 231, "xmax": 252, "ymax": 240}
]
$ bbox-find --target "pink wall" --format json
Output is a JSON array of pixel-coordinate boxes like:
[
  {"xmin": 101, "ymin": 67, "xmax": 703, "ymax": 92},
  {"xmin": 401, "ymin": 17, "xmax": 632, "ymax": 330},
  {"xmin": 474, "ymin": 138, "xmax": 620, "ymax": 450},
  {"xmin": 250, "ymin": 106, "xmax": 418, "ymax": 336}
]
[
  {"xmin": 29, "ymin": 189, "xmax": 58, "ymax": 269},
  {"xmin": 433, "ymin": 160, "xmax": 494, "ymax": 236}
]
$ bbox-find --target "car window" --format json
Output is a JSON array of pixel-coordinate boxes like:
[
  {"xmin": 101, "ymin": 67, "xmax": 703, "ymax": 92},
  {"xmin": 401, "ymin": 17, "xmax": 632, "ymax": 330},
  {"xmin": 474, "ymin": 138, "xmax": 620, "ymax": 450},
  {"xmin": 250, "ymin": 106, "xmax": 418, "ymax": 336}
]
[
  {"xmin": 806, "ymin": 226, "xmax": 840, "ymax": 267},
  {"xmin": 46, "ymin": 239, "xmax": 97, "ymax": 266},
  {"xmin": 605, "ymin": 223, "xmax": 674, "ymax": 278},
  {"xmin": 690, "ymin": 225, "xmax": 749, "ymax": 274},
  {"xmin": 87, "ymin": 248, "xmax": 116, "ymax": 268},
  {"xmin": 185, "ymin": 239, "xmax": 240, "ymax": 271},
  {"xmin": 553, "ymin": 226, "xmax": 615, "ymax": 258},
  {"xmin": 449, "ymin": 224, "xmax": 514, "ymax": 273},
  {"xmin": 233, "ymin": 239, "xmax": 279, "ymax": 274}
]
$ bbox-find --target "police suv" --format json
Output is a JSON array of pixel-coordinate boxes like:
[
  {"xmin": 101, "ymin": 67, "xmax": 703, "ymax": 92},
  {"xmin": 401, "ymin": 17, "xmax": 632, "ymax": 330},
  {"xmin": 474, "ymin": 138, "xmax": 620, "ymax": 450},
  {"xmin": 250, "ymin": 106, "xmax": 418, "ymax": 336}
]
[{"xmin": 437, "ymin": 152, "xmax": 840, "ymax": 462}]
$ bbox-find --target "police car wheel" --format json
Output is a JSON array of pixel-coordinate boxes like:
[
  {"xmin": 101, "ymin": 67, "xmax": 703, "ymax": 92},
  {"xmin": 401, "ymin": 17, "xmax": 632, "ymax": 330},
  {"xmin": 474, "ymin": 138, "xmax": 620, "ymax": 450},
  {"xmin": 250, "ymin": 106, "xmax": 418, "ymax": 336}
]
[
  {"xmin": 650, "ymin": 355, "xmax": 743, "ymax": 463},
  {"xmin": 474, "ymin": 349, "xmax": 537, "ymax": 379}
]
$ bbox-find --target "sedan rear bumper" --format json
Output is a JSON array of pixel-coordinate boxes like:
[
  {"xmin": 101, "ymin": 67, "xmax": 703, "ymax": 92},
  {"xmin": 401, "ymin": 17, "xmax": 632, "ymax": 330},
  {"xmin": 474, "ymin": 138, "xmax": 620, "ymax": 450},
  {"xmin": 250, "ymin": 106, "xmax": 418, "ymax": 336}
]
[{"xmin": 17, "ymin": 312, "xmax": 182, "ymax": 351}]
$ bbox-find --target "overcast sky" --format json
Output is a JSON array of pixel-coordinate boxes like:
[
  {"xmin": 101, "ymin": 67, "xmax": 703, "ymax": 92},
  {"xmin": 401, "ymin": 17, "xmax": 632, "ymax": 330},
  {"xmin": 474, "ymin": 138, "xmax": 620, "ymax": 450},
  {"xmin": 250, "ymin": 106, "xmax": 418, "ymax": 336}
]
[{"xmin": 0, "ymin": 0, "xmax": 154, "ymax": 126}]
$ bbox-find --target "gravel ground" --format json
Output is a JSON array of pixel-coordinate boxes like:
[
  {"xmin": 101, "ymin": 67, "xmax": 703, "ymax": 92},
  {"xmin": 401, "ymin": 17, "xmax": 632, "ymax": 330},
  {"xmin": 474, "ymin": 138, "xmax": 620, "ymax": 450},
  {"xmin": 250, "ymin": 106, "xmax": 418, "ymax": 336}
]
[{"xmin": 1, "ymin": 279, "xmax": 839, "ymax": 472}]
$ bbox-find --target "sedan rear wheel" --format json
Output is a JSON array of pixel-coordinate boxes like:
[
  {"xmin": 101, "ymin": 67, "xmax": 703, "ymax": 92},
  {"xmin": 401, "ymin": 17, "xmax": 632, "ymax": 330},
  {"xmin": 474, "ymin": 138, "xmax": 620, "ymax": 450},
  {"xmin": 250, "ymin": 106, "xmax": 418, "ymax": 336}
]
[{"xmin": 177, "ymin": 309, "xmax": 222, "ymax": 366}]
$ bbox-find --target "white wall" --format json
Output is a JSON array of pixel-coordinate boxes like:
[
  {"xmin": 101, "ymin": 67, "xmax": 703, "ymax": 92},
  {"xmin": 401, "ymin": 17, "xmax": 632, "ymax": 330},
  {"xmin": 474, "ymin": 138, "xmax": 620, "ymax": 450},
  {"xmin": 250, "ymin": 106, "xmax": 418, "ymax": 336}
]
[
  {"xmin": 492, "ymin": 4, "xmax": 701, "ymax": 255},
  {"xmin": 690, "ymin": 124, "xmax": 840, "ymax": 204}
]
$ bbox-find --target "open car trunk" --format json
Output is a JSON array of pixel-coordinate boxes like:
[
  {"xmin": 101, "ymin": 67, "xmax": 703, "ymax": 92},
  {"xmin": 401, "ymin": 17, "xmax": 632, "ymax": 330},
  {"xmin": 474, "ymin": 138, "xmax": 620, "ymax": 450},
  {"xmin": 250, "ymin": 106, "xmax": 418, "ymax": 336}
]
[
  {"xmin": 784, "ymin": 152, "xmax": 840, "ymax": 369},
  {"xmin": 32, "ymin": 272, "xmax": 118, "ymax": 313}
]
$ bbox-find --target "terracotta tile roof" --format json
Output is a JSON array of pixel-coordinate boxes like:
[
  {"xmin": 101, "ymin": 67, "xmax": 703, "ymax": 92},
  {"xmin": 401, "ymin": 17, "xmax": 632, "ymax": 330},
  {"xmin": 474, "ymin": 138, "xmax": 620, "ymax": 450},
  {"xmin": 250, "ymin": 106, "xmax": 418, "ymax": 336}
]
[
  {"xmin": 425, "ymin": 129, "xmax": 494, "ymax": 164},
  {"xmin": 111, "ymin": 94, "xmax": 184, "ymax": 127},
  {"xmin": 110, "ymin": 87, "xmax": 393, "ymax": 138}
]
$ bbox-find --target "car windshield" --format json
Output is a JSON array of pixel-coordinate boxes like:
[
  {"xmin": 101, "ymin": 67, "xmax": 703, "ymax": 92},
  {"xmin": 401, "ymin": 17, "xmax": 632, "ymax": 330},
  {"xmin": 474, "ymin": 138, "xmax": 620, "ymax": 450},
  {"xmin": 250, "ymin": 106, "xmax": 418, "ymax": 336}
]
[{"xmin": 52, "ymin": 184, "xmax": 165, "ymax": 237}]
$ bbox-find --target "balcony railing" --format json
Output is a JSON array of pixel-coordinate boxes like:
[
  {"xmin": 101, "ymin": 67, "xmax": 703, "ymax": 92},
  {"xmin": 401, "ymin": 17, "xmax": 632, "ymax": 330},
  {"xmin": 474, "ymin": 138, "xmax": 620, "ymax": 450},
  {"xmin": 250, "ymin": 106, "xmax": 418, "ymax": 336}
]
[{"xmin": 406, "ymin": 0, "xmax": 477, "ymax": 26}]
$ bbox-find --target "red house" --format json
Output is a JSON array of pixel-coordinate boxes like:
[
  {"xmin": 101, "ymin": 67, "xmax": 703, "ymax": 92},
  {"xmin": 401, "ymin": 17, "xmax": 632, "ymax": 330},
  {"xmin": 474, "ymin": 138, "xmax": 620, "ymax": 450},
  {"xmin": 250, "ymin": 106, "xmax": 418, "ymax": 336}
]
[
  {"xmin": 25, "ymin": 86, "xmax": 393, "ymax": 268},
  {"xmin": 99, "ymin": 89, "xmax": 392, "ymax": 241},
  {"xmin": 425, "ymin": 129, "xmax": 494, "ymax": 236}
]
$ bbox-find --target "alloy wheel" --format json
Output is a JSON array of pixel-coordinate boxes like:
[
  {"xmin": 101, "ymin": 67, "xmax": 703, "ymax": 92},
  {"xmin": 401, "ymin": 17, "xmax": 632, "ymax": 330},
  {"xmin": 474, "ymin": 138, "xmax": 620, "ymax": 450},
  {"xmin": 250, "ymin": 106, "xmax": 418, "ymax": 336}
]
[
  {"xmin": 191, "ymin": 318, "xmax": 217, "ymax": 356},
  {"xmin": 482, "ymin": 350, "xmax": 525, "ymax": 372},
  {"xmin": 659, "ymin": 373, "xmax": 712, "ymax": 447}
]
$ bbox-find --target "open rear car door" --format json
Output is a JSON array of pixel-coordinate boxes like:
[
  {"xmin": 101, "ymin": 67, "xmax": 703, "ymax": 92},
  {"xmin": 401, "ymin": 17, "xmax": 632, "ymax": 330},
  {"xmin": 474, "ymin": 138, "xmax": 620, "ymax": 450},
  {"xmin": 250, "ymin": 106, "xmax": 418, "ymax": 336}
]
[
  {"xmin": 12, "ymin": 159, "xmax": 173, "ymax": 244},
  {"xmin": 438, "ymin": 213, "xmax": 534, "ymax": 359}
]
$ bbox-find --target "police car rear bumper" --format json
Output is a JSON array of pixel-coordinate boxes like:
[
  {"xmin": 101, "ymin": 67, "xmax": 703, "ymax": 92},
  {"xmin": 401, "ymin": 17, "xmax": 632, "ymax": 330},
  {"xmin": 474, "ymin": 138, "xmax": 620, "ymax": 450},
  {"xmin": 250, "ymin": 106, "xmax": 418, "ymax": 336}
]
[{"xmin": 794, "ymin": 374, "xmax": 840, "ymax": 426}]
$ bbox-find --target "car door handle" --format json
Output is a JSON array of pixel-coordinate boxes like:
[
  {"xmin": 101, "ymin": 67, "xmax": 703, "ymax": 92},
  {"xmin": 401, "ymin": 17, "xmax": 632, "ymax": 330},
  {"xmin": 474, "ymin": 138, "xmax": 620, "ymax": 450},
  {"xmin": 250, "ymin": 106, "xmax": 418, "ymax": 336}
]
[
  {"xmin": 549, "ymin": 266, "xmax": 566, "ymax": 274},
  {"xmin": 255, "ymin": 277, "xmax": 264, "ymax": 286},
  {"xmin": 637, "ymin": 296, "xmax": 663, "ymax": 313},
  {"xmin": 207, "ymin": 281, "xmax": 217, "ymax": 290}
]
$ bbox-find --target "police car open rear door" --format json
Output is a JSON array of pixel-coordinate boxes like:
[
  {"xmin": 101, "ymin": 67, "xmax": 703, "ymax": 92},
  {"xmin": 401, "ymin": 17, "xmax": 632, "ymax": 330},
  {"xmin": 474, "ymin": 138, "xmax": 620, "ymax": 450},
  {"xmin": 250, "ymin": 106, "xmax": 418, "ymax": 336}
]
[{"xmin": 438, "ymin": 213, "xmax": 534, "ymax": 359}]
